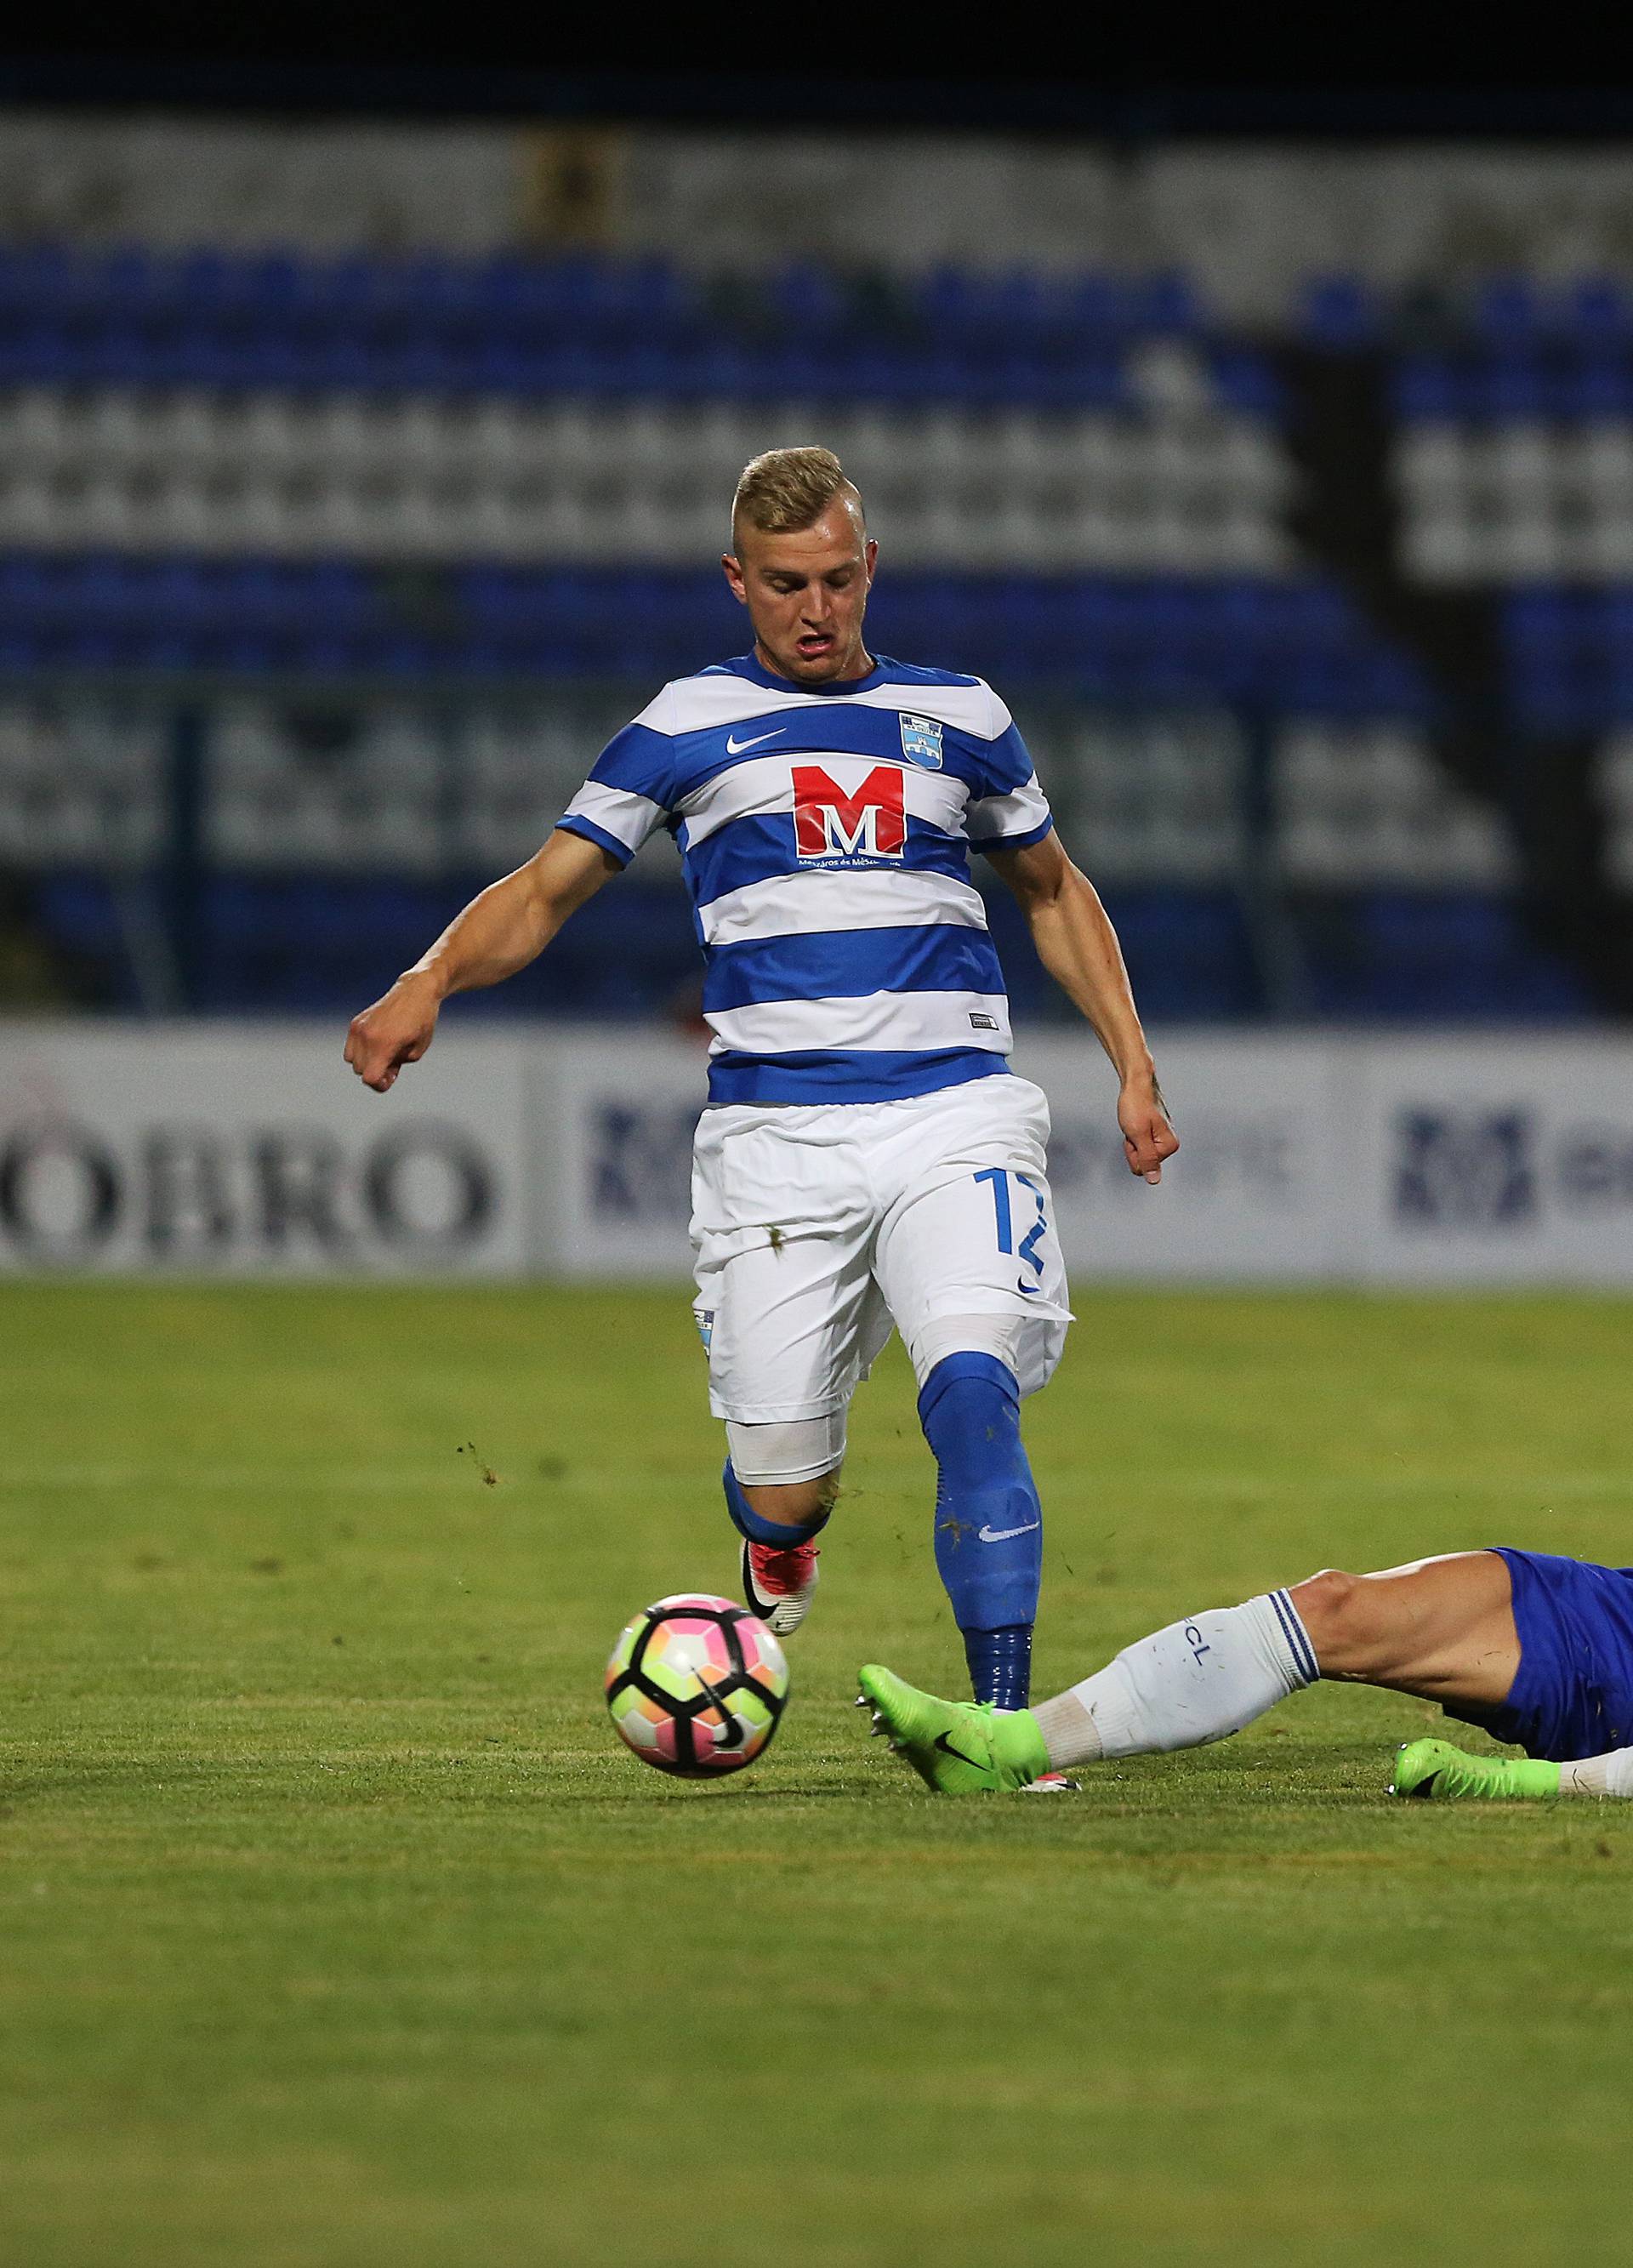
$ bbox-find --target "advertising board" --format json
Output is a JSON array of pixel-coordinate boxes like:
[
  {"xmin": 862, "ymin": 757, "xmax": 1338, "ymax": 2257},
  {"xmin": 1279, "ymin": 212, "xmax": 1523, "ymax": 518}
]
[{"xmin": 4, "ymin": 1023, "xmax": 1630, "ymax": 1286}]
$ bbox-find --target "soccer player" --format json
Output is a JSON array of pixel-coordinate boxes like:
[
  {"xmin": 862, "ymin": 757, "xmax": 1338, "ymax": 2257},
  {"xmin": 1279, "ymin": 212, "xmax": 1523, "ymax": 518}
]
[
  {"xmin": 857, "ymin": 1544, "xmax": 1633, "ymax": 1798},
  {"xmin": 344, "ymin": 447, "xmax": 1176, "ymax": 1724}
]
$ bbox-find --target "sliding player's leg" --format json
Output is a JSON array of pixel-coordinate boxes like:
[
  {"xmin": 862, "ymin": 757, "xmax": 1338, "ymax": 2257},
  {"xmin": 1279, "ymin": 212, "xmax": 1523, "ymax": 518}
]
[
  {"xmin": 1391, "ymin": 1549, "xmax": 1633, "ymax": 1798},
  {"xmin": 1289, "ymin": 1550, "xmax": 1519, "ymax": 1706},
  {"xmin": 691, "ymin": 1105, "xmax": 887, "ymax": 1635},
  {"xmin": 1020, "ymin": 1551, "xmax": 1519, "ymax": 1775},
  {"xmin": 871, "ymin": 1078, "xmax": 1071, "ymax": 1712},
  {"xmin": 1391, "ymin": 1739, "xmax": 1633, "ymax": 1798},
  {"xmin": 861, "ymin": 1579, "xmax": 1323, "ymax": 1792},
  {"xmin": 861, "ymin": 1549, "xmax": 1532, "ymax": 1793}
]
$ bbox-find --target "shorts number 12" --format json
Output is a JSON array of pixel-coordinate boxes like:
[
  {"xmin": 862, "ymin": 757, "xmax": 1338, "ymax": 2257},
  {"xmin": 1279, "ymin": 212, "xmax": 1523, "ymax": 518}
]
[{"xmin": 975, "ymin": 1167, "xmax": 1048, "ymax": 1279}]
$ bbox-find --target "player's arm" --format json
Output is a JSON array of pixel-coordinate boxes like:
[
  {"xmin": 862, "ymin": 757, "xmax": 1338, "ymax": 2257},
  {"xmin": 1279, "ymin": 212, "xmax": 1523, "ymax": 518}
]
[
  {"xmin": 987, "ymin": 829, "xmax": 1177, "ymax": 1183},
  {"xmin": 344, "ymin": 828, "xmax": 618, "ymax": 1092}
]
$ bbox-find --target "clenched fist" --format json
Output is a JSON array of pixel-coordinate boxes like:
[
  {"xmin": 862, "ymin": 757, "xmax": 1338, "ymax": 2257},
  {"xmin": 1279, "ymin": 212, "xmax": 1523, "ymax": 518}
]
[
  {"xmin": 1118, "ymin": 1075, "xmax": 1179, "ymax": 1185},
  {"xmin": 344, "ymin": 971, "xmax": 443, "ymax": 1093}
]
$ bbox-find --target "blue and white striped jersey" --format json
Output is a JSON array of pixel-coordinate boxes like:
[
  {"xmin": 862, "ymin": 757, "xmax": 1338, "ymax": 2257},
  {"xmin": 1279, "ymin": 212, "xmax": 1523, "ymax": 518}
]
[{"xmin": 557, "ymin": 652, "xmax": 1053, "ymax": 1106}]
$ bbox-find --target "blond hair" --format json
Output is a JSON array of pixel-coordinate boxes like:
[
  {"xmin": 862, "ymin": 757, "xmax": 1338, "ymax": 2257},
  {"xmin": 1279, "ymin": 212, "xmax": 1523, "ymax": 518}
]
[{"xmin": 731, "ymin": 446, "xmax": 864, "ymax": 545}]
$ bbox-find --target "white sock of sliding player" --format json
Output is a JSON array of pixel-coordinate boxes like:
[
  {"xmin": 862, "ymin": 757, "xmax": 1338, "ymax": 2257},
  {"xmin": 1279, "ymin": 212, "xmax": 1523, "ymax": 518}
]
[
  {"xmin": 1559, "ymin": 1747, "xmax": 1633, "ymax": 1797},
  {"xmin": 1029, "ymin": 1591, "xmax": 1319, "ymax": 1769}
]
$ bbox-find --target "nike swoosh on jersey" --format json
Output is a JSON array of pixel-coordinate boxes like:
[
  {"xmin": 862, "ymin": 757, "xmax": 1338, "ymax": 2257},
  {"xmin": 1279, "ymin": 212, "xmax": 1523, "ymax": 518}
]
[
  {"xmin": 977, "ymin": 1520, "xmax": 1041, "ymax": 1543},
  {"xmin": 725, "ymin": 728, "xmax": 787, "ymax": 755}
]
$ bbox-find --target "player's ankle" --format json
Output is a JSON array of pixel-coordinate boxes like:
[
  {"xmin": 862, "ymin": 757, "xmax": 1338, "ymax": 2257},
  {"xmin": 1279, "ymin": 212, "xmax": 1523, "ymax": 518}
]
[
  {"xmin": 963, "ymin": 1622, "xmax": 1033, "ymax": 1712},
  {"xmin": 993, "ymin": 1707, "xmax": 1052, "ymax": 1784},
  {"xmin": 1028, "ymin": 1688, "xmax": 1101, "ymax": 1770}
]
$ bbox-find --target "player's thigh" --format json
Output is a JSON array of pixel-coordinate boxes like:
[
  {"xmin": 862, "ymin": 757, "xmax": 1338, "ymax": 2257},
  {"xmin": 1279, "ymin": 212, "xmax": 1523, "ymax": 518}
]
[
  {"xmin": 691, "ymin": 1108, "xmax": 882, "ymax": 1421},
  {"xmin": 695, "ymin": 1232, "xmax": 886, "ymax": 1421},
  {"xmin": 1292, "ymin": 1550, "xmax": 1520, "ymax": 1704},
  {"xmin": 872, "ymin": 1078, "xmax": 1071, "ymax": 1394}
]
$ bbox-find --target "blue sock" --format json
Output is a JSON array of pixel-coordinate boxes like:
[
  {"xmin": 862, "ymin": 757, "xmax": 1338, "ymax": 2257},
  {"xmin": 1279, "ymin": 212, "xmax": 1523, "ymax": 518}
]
[
  {"xmin": 918, "ymin": 1353, "xmax": 1043, "ymax": 1707},
  {"xmin": 721, "ymin": 1461, "xmax": 830, "ymax": 1549}
]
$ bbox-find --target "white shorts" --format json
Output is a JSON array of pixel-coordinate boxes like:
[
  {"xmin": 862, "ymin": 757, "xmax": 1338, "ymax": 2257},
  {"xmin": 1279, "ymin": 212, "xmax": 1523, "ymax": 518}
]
[{"xmin": 690, "ymin": 1074, "xmax": 1073, "ymax": 1426}]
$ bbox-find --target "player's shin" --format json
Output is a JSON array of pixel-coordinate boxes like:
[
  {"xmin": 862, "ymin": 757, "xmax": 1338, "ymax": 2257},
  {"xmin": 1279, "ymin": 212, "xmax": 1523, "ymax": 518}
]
[
  {"xmin": 1028, "ymin": 1592, "xmax": 1319, "ymax": 1769},
  {"xmin": 919, "ymin": 1353, "xmax": 1043, "ymax": 1710}
]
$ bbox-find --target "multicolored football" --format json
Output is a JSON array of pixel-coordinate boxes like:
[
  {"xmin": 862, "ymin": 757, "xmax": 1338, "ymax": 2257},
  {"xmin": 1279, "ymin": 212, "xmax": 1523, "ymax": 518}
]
[{"xmin": 605, "ymin": 1593, "xmax": 790, "ymax": 1778}]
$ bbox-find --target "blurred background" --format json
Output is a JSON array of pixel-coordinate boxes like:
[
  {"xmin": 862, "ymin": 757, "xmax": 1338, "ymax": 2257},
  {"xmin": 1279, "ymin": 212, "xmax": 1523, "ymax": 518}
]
[{"xmin": 2, "ymin": 60, "xmax": 1631, "ymax": 1280}]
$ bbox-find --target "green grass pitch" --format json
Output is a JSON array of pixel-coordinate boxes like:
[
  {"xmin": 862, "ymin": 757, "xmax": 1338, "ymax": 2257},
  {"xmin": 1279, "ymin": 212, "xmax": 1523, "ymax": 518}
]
[{"xmin": 3, "ymin": 1281, "xmax": 1631, "ymax": 2267}]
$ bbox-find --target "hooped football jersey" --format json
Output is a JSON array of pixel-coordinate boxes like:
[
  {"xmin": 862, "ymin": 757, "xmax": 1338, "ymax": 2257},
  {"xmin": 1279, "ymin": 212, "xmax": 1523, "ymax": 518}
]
[{"xmin": 557, "ymin": 652, "xmax": 1052, "ymax": 1106}]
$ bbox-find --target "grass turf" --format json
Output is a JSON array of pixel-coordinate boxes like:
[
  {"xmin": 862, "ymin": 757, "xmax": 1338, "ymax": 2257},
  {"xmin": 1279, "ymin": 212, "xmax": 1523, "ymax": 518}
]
[{"xmin": 3, "ymin": 1281, "xmax": 1631, "ymax": 2267}]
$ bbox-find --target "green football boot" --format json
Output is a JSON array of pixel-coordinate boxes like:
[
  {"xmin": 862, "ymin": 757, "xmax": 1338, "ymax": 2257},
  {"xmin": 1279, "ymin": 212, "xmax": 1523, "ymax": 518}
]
[
  {"xmin": 856, "ymin": 1664, "xmax": 1052, "ymax": 1793},
  {"xmin": 1389, "ymin": 1737, "xmax": 1562, "ymax": 1801}
]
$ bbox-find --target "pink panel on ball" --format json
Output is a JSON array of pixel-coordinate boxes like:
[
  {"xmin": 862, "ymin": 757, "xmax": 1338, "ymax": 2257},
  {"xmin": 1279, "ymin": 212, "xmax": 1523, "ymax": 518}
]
[
  {"xmin": 695, "ymin": 1737, "xmax": 750, "ymax": 1775},
  {"xmin": 736, "ymin": 1617, "xmax": 788, "ymax": 1692}
]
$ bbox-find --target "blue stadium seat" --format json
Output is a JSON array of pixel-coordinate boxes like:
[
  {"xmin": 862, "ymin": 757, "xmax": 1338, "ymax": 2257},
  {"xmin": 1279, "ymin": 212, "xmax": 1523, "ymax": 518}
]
[
  {"xmin": 1298, "ymin": 274, "xmax": 1380, "ymax": 350},
  {"xmin": 1208, "ymin": 350, "xmax": 1283, "ymax": 417},
  {"xmin": 33, "ymin": 875, "xmax": 145, "ymax": 1006},
  {"xmin": 1481, "ymin": 355, "xmax": 1547, "ymax": 419},
  {"xmin": 1391, "ymin": 357, "xmax": 1460, "ymax": 419},
  {"xmin": 1508, "ymin": 588, "xmax": 1573, "ymax": 654},
  {"xmin": 1316, "ymin": 892, "xmax": 1593, "ymax": 1021},
  {"xmin": 1471, "ymin": 276, "xmax": 1542, "ymax": 343},
  {"xmin": 1559, "ymin": 356, "xmax": 1633, "ymax": 419},
  {"xmin": 1058, "ymin": 275, "xmax": 1126, "ymax": 339},
  {"xmin": 1565, "ymin": 276, "xmax": 1633, "ymax": 341},
  {"xmin": 1598, "ymin": 591, "xmax": 1633, "ymax": 647},
  {"xmin": 1128, "ymin": 272, "xmax": 1203, "ymax": 336},
  {"xmin": 1095, "ymin": 887, "xmax": 1260, "ymax": 1019}
]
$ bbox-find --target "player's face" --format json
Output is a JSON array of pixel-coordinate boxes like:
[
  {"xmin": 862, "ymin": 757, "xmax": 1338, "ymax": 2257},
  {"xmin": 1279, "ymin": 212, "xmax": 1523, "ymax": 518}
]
[{"xmin": 723, "ymin": 499, "xmax": 878, "ymax": 686}]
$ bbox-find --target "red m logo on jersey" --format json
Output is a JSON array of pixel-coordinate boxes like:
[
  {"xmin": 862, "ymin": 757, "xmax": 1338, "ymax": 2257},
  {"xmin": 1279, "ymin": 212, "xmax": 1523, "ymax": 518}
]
[{"xmin": 791, "ymin": 765, "xmax": 907, "ymax": 860}]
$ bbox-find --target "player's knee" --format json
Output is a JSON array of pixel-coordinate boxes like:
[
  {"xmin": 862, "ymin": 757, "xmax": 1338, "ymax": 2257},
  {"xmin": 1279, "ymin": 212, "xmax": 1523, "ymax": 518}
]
[
  {"xmin": 726, "ymin": 1412, "xmax": 845, "ymax": 1487},
  {"xmin": 740, "ymin": 1468, "xmax": 839, "ymax": 1528},
  {"xmin": 916, "ymin": 1349, "xmax": 1021, "ymax": 1445},
  {"xmin": 1288, "ymin": 1568, "xmax": 1374, "ymax": 1675},
  {"xmin": 909, "ymin": 1314, "xmax": 1023, "ymax": 1392}
]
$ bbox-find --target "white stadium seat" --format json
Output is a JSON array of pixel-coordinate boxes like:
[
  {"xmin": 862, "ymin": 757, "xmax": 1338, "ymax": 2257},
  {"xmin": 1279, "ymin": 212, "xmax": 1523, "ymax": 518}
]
[
  {"xmin": 1276, "ymin": 722, "xmax": 1517, "ymax": 887},
  {"xmin": 0, "ymin": 700, "xmax": 166, "ymax": 867}
]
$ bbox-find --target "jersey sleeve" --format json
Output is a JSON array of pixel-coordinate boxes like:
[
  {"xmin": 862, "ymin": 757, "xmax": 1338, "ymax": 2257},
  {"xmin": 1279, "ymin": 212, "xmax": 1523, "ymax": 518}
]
[
  {"xmin": 556, "ymin": 692, "xmax": 678, "ymax": 867},
  {"xmin": 964, "ymin": 681, "xmax": 1054, "ymax": 854}
]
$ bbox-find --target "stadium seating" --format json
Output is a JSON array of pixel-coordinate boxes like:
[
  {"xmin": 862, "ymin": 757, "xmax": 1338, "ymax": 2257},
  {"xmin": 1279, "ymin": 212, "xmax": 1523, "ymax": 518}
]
[
  {"xmin": 0, "ymin": 556, "xmax": 1427, "ymax": 706},
  {"xmin": 1300, "ymin": 891, "xmax": 1590, "ymax": 1021},
  {"xmin": 1, "ymin": 243, "xmax": 1624, "ymax": 1022},
  {"xmin": 0, "ymin": 248, "xmax": 1265, "ymax": 404}
]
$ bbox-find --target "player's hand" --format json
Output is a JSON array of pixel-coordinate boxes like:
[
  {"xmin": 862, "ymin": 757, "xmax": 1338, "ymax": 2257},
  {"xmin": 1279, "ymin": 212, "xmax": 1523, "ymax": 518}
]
[
  {"xmin": 344, "ymin": 972, "xmax": 443, "ymax": 1092},
  {"xmin": 1118, "ymin": 1074, "xmax": 1178, "ymax": 1184}
]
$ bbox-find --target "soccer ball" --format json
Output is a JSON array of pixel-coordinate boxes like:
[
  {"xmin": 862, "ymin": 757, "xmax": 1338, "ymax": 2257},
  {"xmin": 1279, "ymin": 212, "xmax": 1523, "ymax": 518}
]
[{"xmin": 605, "ymin": 1593, "xmax": 789, "ymax": 1778}]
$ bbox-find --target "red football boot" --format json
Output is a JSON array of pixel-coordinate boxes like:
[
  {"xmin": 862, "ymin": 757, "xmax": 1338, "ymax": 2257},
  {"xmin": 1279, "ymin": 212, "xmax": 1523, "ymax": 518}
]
[{"xmin": 741, "ymin": 1536, "xmax": 821, "ymax": 1636}]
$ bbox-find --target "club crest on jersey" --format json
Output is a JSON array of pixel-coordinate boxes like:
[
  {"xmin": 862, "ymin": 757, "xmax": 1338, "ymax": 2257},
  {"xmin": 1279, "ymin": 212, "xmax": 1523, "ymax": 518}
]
[
  {"xmin": 792, "ymin": 763, "xmax": 907, "ymax": 862},
  {"xmin": 898, "ymin": 713, "xmax": 944, "ymax": 768}
]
